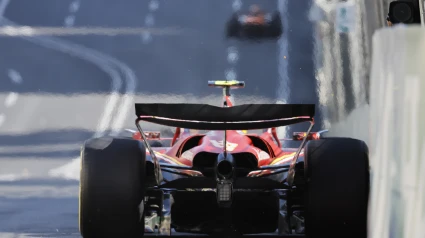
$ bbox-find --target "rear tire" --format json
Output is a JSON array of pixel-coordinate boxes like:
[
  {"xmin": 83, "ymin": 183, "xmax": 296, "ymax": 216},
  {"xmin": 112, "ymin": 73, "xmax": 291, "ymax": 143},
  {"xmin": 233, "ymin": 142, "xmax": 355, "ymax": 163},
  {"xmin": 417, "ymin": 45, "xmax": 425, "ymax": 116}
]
[
  {"xmin": 303, "ymin": 138, "xmax": 369, "ymax": 238},
  {"xmin": 79, "ymin": 137, "xmax": 146, "ymax": 238},
  {"xmin": 226, "ymin": 13, "xmax": 241, "ymax": 38},
  {"xmin": 268, "ymin": 12, "xmax": 283, "ymax": 38}
]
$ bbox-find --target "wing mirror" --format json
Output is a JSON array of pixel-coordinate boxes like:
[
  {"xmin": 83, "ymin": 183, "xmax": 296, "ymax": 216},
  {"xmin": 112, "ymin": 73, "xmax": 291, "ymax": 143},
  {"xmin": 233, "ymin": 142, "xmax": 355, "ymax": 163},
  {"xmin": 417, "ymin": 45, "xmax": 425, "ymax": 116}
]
[
  {"xmin": 126, "ymin": 129, "xmax": 161, "ymax": 140},
  {"xmin": 292, "ymin": 130, "xmax": 328, "ymax": 141},
  {"xmin": 388, "ymin": 0, "xmax": 421, "ymax": 24}
]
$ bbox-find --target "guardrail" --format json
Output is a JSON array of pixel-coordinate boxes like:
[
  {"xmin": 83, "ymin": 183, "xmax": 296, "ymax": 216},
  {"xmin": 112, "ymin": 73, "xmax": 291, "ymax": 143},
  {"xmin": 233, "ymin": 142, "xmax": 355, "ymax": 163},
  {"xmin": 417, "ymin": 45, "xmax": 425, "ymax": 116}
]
[
  {"xmin": 367, "ymin": 26, "xmax": 425, "ymax": 238},
  {"xmin": 309, "ymin": 1, "xmax": 425, "ymax": 237}
]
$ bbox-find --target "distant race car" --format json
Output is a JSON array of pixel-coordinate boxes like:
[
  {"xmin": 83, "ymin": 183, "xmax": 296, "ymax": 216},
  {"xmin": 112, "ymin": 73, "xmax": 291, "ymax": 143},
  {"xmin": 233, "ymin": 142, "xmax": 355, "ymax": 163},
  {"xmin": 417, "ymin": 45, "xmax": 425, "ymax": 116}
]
[
  {"xmin": 226, "ymin": 5, "xmax": 283, "ymax": 40},
  {"xmin": 78, "ymin": 80, "xmax": 370, "ymax": 238}
]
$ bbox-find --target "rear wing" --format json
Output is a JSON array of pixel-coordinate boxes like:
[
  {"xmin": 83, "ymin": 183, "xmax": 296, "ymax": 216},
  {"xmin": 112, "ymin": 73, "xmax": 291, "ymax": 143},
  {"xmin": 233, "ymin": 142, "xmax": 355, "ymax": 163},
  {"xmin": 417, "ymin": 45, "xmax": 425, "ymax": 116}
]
[
  {"xmin": 134, "ymin": 103, "xmax": 316, "ymax": 187},
  {"xmin": 135, "ymin": 103, "xmax": 315, "ymax": 130}
]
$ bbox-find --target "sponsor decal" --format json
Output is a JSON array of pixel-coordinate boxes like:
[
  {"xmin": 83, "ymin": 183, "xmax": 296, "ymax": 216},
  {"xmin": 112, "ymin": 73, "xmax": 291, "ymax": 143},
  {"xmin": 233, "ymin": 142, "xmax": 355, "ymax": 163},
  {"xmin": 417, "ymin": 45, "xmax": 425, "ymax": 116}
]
[
  {"xmin": 210, "ymin": 140, "xmax": 238, "ymax": 151},
  {"xmin": 258, "ymin": 150, "xmax": 270, "ymax": 161},
  {"xmin": 181, "ymin": 150, "xmax": 194, "ymax": 161},
  {"xmin": 254, "ymin": 148, "xmax": 270, "ymax": 161}
]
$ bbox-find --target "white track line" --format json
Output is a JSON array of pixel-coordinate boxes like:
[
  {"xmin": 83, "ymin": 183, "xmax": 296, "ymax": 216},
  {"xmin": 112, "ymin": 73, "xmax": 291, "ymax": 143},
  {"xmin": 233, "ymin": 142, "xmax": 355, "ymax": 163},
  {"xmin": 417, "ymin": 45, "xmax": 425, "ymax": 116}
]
[
  {"xmin": 145, "ymin": 13, "xmax": 155, "ymax": 27},
  {"xmin": 64, "ymin": 15, "xmax": 75, "ymax": 27},
  {"xmin": 227, "ymin": 46, "xmax": 239, "ymax": 64},
  {"xmin": 277, "ymin": 0, "xmax": 289, "ymax": 138},
  {"xmin": 65, "ymin": 0, "xmax": 79, "ymax": 27},
  {"xmin": 7, "ymin": 68, "xmax": 22, "ymax": 84},
  {"xmin": 4, "ymin": 92, "xmax": 18, "ymax": 108},
  {"xmin": 224, "ymin": 68, "xmax": 237, "ymax": 80},
  {"xmin": 232, "ymin": 0, "xmax": 242, "ymax": 11},
  {"xmin": 0, "ymin": 26, "xmax": 181, "ymax": 36},
  {"xmin": 69, "ymin": 0, "xmax": 80, "ymax": 13}
]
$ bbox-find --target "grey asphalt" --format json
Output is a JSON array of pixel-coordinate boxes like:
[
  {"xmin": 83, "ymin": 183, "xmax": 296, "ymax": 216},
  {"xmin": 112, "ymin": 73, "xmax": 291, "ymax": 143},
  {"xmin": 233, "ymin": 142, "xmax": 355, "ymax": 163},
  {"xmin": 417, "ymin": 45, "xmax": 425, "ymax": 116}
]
[{"xmin": 0, "ymin": 0, "xmax": 319, "ymax": 237}]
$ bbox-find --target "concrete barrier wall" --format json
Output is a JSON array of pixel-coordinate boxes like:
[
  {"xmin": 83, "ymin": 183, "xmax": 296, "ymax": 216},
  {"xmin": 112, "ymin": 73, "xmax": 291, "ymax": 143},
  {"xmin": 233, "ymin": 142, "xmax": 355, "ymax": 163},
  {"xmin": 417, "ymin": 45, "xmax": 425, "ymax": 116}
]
[
  {"xmin": 310, "ymin": 1, "xmax": 425, "ymax": 237},
  {"xmin": 367, "ymin": 26, "xmax": 425, "ymax": 238},
  {"xmin": 307, "ymin": 0, "xmax": 390, "ymax": 146},
  {"xmin": 308, "ymin": 0, "xmax": 377, "ymax": 131}
]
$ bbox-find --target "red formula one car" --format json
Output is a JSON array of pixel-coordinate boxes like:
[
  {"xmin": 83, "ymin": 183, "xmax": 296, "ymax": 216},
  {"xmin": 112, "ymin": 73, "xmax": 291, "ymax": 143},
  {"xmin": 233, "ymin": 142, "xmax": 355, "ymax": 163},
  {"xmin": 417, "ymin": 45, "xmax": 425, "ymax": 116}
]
[
  {"xmin": 79, "ymin": 81, "xmax": 370, "ymax": 238},
  {"xmin": 226, "ymin": 4, "xmax": 283, "ymax": 40}
]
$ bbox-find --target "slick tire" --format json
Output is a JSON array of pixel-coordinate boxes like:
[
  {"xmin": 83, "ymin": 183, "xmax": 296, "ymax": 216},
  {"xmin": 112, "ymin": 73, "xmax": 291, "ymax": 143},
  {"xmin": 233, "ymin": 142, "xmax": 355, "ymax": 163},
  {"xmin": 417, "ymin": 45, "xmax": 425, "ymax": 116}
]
[
  {"xmin": 304, "ymin": 138, "xmax": 369, "ymax": 238},
  {"xmin": 269, "ymin": 12, "xmax": 283, "ymax": 38},
  {"xmin": 226, "ymin": 13, "xmax": 240, "ymax": 38},
  {"xmin": 79, "ymin": 137, "xmax": 146, "ymax": 238}
]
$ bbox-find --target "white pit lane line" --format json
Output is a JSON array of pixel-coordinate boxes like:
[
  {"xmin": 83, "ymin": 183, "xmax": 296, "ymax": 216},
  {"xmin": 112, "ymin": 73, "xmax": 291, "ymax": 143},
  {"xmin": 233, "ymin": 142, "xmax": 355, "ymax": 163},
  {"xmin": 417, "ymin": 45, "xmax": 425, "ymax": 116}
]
[
  {"xmin": 149, "ymin": 0, "xmax": 159, "ymax": 11},
  {"xmin": 224, "ymin": 0, "xmax": 242, "ymax": 103},
  {"xmin": 0, "ymin": 114, "xmax": 5, "ymax": 128},
  {"xmin": 69, "ymin": 0, "xmax": 80, "ymax": 13},
  {"xmin": 64, "ymin": 0, "xmax": 79, "ymax": 27},
  {"xmin": 0, "ymin": 0, "xmax": 138, "ymax": 181}
]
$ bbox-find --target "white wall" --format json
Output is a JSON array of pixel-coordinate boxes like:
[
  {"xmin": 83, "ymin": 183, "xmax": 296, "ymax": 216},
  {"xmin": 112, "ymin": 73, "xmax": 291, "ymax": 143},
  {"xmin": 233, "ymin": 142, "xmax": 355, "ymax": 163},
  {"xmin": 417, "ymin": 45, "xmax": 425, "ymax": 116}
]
[{"xmin": 367, "ymin": 26, "xmax": 425, "ymax": 238}]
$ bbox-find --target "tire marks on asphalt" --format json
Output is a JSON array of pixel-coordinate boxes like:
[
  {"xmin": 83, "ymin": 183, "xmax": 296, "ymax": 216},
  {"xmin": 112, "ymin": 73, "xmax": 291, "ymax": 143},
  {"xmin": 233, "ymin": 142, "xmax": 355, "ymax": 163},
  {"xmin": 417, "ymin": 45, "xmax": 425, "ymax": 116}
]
[
  {"xmin": 0, "ymin": 0, "xmax": 138, "ymax": 180},
  {"xmin": 224, "ymin": 0, "xmax": 243, "ymax": 105}
]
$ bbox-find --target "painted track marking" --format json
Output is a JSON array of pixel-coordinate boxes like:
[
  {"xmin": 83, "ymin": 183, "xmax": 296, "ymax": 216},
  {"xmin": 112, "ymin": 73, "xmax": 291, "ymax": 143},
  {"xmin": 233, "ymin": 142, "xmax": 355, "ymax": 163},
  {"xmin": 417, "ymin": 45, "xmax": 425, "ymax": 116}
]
[
  {"xmin": 64, "ymin": 15, "xmax": 75, "ymax": 27},
  {"xmin": 0, "ymin": 114, "xmax": 4, "ymax": 127},
  {"xmin": 8, "ymin": 68, "xmax": 22, "ymax": 84},
  {"xmin": 4, "ymin": 92, "xmax": 18, "ymax": 107},
  {"xmin": 0, "ymin": 0, "xmax": 138, "ymax": 180},
  {"xmin": 277, "ymin": 0, "xmax": 289, "ymax": 138},
  {"xmin": 64, "ymin": 0, "xmax": 80, "ymax": 27},
  {"xmin": 142, "ymin": 0, "xmax": 159, "ymax": 44},
  {"xmin": 232, "ymin": 0, "xmax": 242, "ymax": 11}
]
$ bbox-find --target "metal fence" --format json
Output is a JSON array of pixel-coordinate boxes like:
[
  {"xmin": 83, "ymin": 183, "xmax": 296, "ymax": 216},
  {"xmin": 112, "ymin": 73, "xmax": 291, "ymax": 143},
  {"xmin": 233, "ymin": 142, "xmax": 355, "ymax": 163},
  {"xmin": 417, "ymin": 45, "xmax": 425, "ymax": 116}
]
[{"xmin": 309, "ymin": 0, "xmax": 388, "ymax": 132}]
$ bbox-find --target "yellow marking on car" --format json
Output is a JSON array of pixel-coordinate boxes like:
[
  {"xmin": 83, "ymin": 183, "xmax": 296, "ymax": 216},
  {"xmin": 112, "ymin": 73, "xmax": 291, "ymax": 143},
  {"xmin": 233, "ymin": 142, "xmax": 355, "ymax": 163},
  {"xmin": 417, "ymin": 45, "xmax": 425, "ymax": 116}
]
[
  {"xmin": 154, "ymin": 151, "xmax": 186, "ymax": 165},
  {"xmin": 270, "ymin": 152, "xmax": 297, "ymax": 165},
  {"xmin": 213, "ymin": 80, "xmax": 240, "ymax": 86}
]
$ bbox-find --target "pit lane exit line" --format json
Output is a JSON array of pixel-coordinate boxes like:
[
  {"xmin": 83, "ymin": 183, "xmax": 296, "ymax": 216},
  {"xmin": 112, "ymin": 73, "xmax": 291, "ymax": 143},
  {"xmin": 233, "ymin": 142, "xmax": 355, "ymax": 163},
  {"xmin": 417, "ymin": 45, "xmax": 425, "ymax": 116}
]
[{"xmin": 0, "ymin": 0, "xmax": 139, "ymax": 180}]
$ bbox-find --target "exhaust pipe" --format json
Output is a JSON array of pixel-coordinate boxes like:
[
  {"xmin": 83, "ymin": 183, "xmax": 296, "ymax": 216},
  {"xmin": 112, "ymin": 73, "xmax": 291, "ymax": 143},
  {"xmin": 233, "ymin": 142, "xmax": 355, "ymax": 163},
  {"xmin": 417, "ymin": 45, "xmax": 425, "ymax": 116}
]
[{"xmin": 215, "ymin": 152, "xmax": 235, "ymax": 179}]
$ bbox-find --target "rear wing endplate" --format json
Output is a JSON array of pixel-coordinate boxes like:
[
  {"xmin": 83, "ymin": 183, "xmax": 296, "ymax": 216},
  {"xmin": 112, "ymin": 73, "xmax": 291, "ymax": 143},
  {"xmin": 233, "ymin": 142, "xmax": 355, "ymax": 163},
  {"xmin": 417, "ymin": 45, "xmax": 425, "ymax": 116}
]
[{"xmin": 134, "ymin": 103, "xmax": 315, "ymax": 186}]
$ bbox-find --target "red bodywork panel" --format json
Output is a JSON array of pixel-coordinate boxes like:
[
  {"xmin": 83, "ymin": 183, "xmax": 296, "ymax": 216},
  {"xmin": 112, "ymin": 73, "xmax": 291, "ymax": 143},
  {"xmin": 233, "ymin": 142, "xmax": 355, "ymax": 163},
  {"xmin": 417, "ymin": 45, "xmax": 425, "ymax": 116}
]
[
  {"xmin": 139, "ymin": 129, "xmax": 304, "ymax": 177},
  {"xmin": 136, "ymin": 94, "xmax": 305, "ymax": 177}
]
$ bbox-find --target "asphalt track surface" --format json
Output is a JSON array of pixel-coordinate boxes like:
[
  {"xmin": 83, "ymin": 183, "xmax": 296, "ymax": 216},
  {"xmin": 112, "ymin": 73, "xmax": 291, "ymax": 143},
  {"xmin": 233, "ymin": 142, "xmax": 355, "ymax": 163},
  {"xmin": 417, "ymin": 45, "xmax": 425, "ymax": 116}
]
[{"xmin": 0, "ymin": 0, "xmax": 320, "ymax": 237}]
